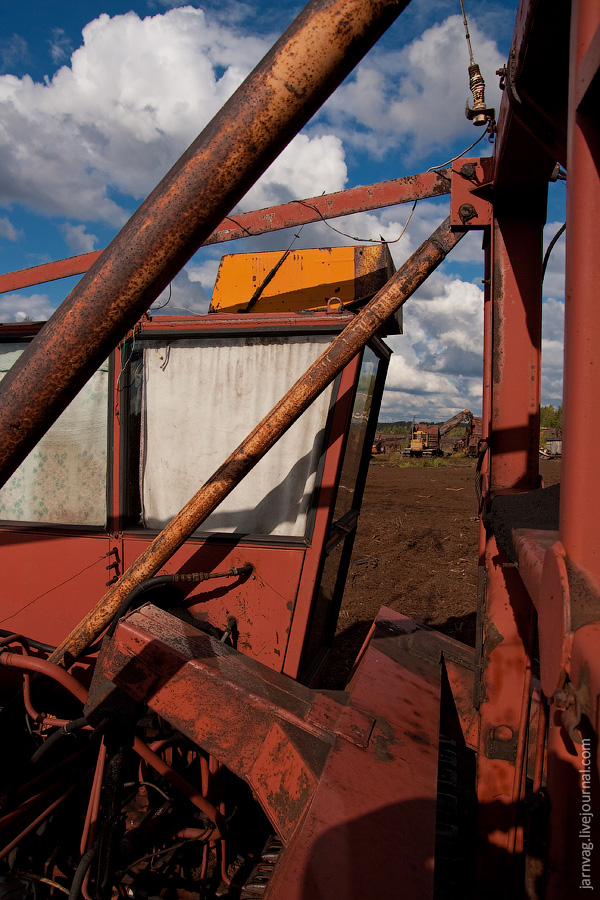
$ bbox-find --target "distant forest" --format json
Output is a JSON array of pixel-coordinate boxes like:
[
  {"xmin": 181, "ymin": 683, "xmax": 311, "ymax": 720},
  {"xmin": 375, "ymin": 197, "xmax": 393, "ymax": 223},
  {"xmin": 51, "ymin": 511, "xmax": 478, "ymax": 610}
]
[
  {"xmin": 378, "ymin": 405, "xmax": 562, "ymax": 433},
  {"xmin": 375, "ymin": 420, "xmax": 415, "ymax": 433}
]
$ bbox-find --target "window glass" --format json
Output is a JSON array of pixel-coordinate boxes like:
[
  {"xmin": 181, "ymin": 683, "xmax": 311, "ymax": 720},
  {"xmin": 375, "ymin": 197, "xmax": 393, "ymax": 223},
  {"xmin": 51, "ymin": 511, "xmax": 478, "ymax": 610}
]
[
  {"xmin": 331, "ymin": 346, "xmax": 380, "ymax": 522},
  {"xmin": 135, "ymin": 334, "xmax": 334, "ymax": 537},
  {"xmin": 0, "ymin": 344, "xmax": 109, "ymax": 526}
]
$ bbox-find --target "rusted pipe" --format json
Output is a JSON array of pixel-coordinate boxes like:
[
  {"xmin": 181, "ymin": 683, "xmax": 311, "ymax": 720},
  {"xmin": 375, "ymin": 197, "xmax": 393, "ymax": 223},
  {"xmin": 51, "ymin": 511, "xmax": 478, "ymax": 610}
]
[
  {"xmin": 0, "ymin": 0, "xmax": 409, "ymax": 489},
  {"xmin": 50, "ymin": 217, "xmax": 464, "ymax": 668},
  {"xmin": 81, "ymin": 741, "xmax": 106, "ymax": 856},
  {"xmin": 132, "ymin": 738, "xmax": 223, "ymax": 835},
  {"xmin": 0, "ymin": 651, "xmax": 88, "ymax": 705},
  {"xmin": 0, "ymin": 780, "xmax": 83, "ymax": 860},
  {"xmin": 1, "ymin": 648, "xmax": 223, "ymax": 836}
]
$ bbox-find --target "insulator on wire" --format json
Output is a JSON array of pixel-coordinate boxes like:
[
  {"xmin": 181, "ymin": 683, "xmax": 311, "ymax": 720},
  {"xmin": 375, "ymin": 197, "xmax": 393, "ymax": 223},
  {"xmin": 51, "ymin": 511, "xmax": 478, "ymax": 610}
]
[{"xmin": 460, "ymin": 0, "xmax": 495, "ymax": 128}]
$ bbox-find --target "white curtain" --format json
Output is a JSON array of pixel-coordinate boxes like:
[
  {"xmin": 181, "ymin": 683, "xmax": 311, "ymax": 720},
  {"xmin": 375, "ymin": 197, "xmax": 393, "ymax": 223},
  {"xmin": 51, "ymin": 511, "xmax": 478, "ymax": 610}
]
[
  {"xmin": 0, "ymin": 345, "xmax": 108, "ymax": 526},
  {"xmin": 141, "ymin": 335, "xmax": 334, "ymax": 536}
]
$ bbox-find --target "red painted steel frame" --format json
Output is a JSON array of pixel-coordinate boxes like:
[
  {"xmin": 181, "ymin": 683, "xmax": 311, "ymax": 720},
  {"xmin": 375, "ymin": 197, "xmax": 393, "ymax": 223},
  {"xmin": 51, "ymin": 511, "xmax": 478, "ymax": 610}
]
[
  {"xmin": 0, "ymin": 170, "xmax": 450, "ymax": 295},
  {"xmin": 474, "ymin": 0, "xmax": 600, "ymax": 895},
  {"xmin": 469, "ymin": 176, "xmax": 545, "ymax": 894},
  {"xmin": 0, "ymin": 312, "xmax": 377, "ymax": 677},
  {"xmin": 560, "ymin": 0, "xmax": 600, "ymax": 585}
]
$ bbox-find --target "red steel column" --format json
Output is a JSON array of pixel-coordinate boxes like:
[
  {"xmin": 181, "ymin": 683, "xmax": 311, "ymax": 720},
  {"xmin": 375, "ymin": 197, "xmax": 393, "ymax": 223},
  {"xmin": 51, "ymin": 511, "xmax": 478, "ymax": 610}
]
[
  {"xmin": 476, "ymin": 198, "xmax": 545, "ymax": 895},
  {"xmin": 488, "ymin": 207, "xmax": 544, "ymax": 492},
  {"xmin": 547, "ymin": 1, "xmax": 600, "ymax": 895},
  {"xmin": 559, "ymin": 0, "xmax": 600, "ymax": 585}
]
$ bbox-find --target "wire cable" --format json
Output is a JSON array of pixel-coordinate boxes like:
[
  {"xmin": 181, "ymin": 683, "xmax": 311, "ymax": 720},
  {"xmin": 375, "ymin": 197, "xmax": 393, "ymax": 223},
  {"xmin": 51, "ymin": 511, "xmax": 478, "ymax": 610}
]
[{"xmin": 542, "ymin": 222, "xmax": 566, "ymax": 283}]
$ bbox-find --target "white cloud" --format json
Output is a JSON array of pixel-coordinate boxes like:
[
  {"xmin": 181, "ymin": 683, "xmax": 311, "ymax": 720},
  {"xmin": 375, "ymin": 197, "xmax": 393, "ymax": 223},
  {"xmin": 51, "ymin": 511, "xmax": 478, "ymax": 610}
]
[
  {"xmin": 0, "ymin": 215, "xmax": 22, "ymax": 241},
  {"xmin": 241, "ymin": 134, "xmax": 347, "ymax": 210},
  {"xmin": 542, "ymin": 296, "xmax": 565, "ymax": 343},
  {"xmin": 0, "ymin": 9, "xmax": 347, "ymax": 229},
  {"xmin": 542, "ymin": 220, "xmax": 566, "ymax": 300},
  {"xmin": 378, "ymin": 275, "xmax": 484, "ymax": 420},
  {"xmin": 49, "ymin": 28, "xmax": 73, "ymax": 65},
  {"xmin": 0, "ymin": 35, "xmax": 28, "ymax": 73},
  {"xmin": 60, "ymin": 223, "xmax": 98, "ymax": 253},
  {"xmin": 319, "ymin": 15, "xmax": 504, "ymax": 159},
  {"xmin": 151, "ymin": 267, "xmax": 211, "ymax": 315},
  {"xmin": 0, "ymin": 292, "xmax": 55, "ymax": 322}
]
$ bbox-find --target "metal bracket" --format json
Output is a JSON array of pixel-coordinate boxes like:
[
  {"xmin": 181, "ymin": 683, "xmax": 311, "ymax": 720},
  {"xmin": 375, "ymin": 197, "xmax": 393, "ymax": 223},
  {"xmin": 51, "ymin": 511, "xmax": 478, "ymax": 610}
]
[
  {"xmin": 450, "ymin": 158, "xmax": 493, "ymax": 231},
  {"xmin": 486, "ymin": 725, "xmax": 518, "ymax": 761}
]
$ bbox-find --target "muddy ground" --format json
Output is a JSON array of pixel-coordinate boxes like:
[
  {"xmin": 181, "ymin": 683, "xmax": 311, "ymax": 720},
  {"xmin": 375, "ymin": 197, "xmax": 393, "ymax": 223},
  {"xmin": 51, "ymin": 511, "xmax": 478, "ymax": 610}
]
[{"xmin": 323, "ymin": 456, "xmax": 561, "ymax": 688}]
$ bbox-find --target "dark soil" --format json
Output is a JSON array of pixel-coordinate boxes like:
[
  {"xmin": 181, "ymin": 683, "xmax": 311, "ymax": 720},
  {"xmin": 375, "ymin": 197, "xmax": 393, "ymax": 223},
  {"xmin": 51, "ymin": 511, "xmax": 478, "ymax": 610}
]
[{"xmin": 323, "ymin": 456, "xmax": 561, "ymax": 688}]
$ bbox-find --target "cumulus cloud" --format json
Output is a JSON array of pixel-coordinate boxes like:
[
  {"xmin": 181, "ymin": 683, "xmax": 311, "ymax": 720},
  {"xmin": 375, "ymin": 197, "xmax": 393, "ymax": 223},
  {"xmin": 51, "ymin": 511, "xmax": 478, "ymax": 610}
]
[
  {"xmin": 0, "ymin": 216, "xmax": 22, "ymax": 241},
  {"xmin": 0, "ymin": 9, "xmax": 347, "ymax": 229},
  {"xmin": 319, "ymin": 15, "xmax": 504, "ymax": 159},
  {"xmin": 0, "ymin": 292, "xmax": 55, "ymax": 322},
  {"xmin": 0, "ymin": 5, "xmax": 539, "ymax": 420},
  {"xmin": 60, "ymin": 223, "xmax": 98, "ymax": 253},
  {"xmin": 151, "ymin": 267, "xmax": 211, "ymax": 315},
  {"xmin": 379, "ymin": 276, "xmax": 484, "ymax": 420}
]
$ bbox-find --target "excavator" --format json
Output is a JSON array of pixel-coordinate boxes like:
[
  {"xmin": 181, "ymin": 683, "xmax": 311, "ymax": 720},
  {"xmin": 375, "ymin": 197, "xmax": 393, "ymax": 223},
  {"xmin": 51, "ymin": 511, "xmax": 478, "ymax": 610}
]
[{"xmin": 403, "ymin": 409, "xmax": 473, "ymax": 457}]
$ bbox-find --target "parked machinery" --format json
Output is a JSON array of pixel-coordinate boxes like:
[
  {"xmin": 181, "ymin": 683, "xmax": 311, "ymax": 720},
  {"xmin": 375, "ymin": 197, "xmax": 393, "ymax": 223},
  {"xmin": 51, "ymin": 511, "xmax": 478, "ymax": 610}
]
[
  {"xmin": 403, "ymin": 409, "xmax": 473, "ymax": 457},
  {"xmin": 0, "ymin": 0, "xmax": 598, "ymax": 897},
  {"xmin": 452, "ymin": 414, "xmax": 483, "ymax": 457}
]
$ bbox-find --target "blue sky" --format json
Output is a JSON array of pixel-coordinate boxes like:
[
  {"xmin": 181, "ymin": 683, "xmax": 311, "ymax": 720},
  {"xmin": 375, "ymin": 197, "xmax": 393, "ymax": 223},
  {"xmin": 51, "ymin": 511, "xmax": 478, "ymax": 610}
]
[{"xmin": 0, "ymin": 0, "xmax": 565, "ymax": 419}]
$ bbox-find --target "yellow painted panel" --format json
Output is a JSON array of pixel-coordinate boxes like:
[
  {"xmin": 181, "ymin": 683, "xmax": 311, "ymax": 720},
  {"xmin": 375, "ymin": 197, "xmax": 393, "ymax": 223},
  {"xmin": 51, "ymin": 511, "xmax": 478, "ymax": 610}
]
[{"xmin": 210, "ymin": 244, "xmax": 395, "ymax": 315}]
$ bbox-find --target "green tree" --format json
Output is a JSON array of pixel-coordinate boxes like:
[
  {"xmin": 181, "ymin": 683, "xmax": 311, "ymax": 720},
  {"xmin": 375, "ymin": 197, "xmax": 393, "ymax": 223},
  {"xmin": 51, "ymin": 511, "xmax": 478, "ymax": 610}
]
[{"xmin": 540, "ymin": 405, "xmax": 562, "ymax": 429}]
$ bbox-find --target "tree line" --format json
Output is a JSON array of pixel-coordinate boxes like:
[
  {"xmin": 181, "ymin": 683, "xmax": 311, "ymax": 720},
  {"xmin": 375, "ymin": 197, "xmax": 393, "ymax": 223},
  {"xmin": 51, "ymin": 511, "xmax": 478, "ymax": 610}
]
[{"xmin": 378, "ymin": 405, "xmax": 562, "ymax": 433}]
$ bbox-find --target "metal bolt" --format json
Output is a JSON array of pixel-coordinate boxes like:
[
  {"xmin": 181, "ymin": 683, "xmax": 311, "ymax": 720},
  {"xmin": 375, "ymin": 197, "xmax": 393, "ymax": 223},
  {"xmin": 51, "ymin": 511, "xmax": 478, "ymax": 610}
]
[
  {"xmin": 458, "ymin": 203, "xmax": 477, "ymax": 224},
  {"xmin": 553, "ymin": 689, "xmax": 569, "ymax": 709},
  {"xmin": 460, "ymin": 163, "xmax": 476, "ymax": 179}
]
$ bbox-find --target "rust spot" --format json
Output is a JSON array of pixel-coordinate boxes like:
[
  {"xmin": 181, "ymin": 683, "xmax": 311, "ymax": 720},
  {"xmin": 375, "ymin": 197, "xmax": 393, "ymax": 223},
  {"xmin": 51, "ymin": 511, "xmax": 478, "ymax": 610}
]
[
  {"xmin": 483, "ymin": 621, "xmax": 504, "ymax": 656},
  {"xmin": 371, "ymin": 715, "xmax": 400, "ymax": 762},
  {"xmin": 372, "ymin": 735, "xmax": 394, "ymax": 762}
]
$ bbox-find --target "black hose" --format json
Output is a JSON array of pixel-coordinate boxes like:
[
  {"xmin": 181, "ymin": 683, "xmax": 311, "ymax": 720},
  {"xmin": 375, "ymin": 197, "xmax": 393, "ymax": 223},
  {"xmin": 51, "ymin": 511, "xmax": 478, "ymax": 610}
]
[
  {"xmin": 30, "ymin": 716, "xmax": 90, "ymax": 765},
  {"xmin": 30, "ymin": 715, "xmax": 111, "ymax": 767},
  {"xmin": 104, "ymin": 566, "xmax": 253, "ymax": 640},
  {"xmin": 105, "ymin": 575, "xmax": 181, "ymax": 638},
  {"xmin": 0, "ymin": 629, "xmax": 55, "ymax": 654},
  {"xmin": 68, "ymin": 847, "xmax": 96, "ymax": 900}
]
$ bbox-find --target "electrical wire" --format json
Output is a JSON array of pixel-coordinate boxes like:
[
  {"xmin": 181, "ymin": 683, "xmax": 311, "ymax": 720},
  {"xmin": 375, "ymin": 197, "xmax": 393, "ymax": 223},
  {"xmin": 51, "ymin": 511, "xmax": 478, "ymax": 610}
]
[
  {"xmin": 116, "ymin": 328, "xmax": 137, "ymax": 393},
  {"xmin": 123, "ymin": 780, "xmax": 172, "ymax": 802},
  {"xmin": 294, "ymin": 130, "xmax": 490, "ymax": 248},
  {"xmin": 150, "ymin": 282, "xmax": 172, "ymax": 312},
  {"xmin": 426, "ymin": 128, "xmax": 489, "ymax": 173},
  {"xmin": 542, "ymin": 222, "xmax": 566, "ymax": 283},
  {"xmin": 13, "ymin": 871, "xmax": 70, "ymax": 895}
]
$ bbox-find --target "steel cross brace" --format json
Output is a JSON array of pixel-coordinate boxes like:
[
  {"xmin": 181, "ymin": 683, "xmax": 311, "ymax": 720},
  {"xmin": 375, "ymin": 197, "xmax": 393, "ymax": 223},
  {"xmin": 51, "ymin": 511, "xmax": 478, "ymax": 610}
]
[{"xmin": 0, "ymin": 169, "xmax": 450, "ymax": 295}]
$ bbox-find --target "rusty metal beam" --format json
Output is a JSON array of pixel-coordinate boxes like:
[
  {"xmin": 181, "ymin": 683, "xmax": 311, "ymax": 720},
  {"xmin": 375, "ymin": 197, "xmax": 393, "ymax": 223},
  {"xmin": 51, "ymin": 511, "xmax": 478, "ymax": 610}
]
[
  {"xmin": 50, "ymin": 216, "xmax": 464, "ymax": 668},
  {"xmin": 492, "ymin": 0, "xmax": 567, "ymax": 188},
  {"xmin": 0, "ymin": 252, "xmax": 101, "ymax": 294},
  {"xmin": 0, "ymin": 0, "xmax": 410, "ymax": 489},
  {"xmin": 0, "ymin": 169, "xmax": 450, "ymax": 295}
]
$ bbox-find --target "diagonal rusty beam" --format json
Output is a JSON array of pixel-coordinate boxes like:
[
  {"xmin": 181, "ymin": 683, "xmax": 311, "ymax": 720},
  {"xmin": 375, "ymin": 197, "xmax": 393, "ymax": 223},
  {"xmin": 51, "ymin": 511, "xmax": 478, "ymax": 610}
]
[
  {"xmin": 50, "ymin": 216, "xmax": 464, "ymax": 668},
  {"xmin": 0, "ymin": 169, "xmax": 450, "ymax": 294},
  {"xmin": 0, "ymin": 0, "xmax": 411, "ymax": 489}
]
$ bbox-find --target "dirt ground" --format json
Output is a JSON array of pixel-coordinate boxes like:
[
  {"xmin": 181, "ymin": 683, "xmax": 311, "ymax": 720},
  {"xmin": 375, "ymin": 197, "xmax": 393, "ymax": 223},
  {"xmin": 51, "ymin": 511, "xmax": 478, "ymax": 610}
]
[{"xmin": 323, "ymin": 455, "xmax": 561, "ymax": 688}]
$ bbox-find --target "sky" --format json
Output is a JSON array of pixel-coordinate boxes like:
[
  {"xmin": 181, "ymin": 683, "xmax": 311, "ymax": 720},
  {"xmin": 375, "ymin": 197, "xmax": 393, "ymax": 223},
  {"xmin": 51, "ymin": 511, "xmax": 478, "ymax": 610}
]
[{"xmin": 0, "ymin": 0, "xmax": 566, "ymax": 421}]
